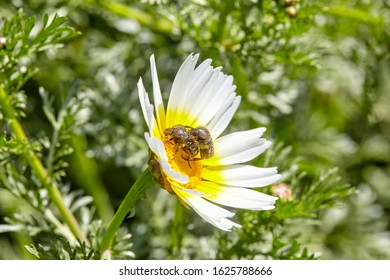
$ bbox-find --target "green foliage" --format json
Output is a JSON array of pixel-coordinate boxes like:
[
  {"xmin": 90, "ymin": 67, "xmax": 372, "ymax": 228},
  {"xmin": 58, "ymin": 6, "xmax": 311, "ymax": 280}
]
[
  {"xmin": 1, "ymin": 0, "xmax": 389, "ymax": 260},
  {"xmin": 216, "ymin": 145, "xmax": 353, "ymax": 260},
  {"xmin": 0, "ymin": 11, "xmax": 133, "ymax": 259},
  {"xmin": 0, "ymin": 13, "xmax": 81, "ymax": 214},
  {"xmin": 0, "ymin": 12, "xmax": 79, "ymax": 119},
  {"xmin": 25, "ymin": 240, "xmax": 96, "ymax": 260}
]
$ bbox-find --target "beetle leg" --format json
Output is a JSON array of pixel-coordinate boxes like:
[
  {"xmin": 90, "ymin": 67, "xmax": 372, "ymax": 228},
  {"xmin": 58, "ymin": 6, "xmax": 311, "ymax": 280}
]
[{"xmin": 181, "ymin": 154, "xmax": 193, "ymax": 169}]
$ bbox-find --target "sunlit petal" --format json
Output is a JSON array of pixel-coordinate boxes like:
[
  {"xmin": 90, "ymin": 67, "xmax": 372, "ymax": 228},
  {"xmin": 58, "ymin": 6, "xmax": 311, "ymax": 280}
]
[
  {"xmin": 203, "ymin": 128, "xmax": 271, "ymax": 165},
  {"xmin": 207, "ymin": 96, "xmax": 241, "ymax": 139},
  {"xmin": 173, "ymin": 186, "xmax": 241, "ymax": 231},
  {"xmin": 197, "ymin": 181, "xmax": 278, "ymax": 210},
  {"xmin": 202, "ymin": 165, "xmax": 282, "ymax": 187},
  {"xmin": 150, "ymin": 55, "xmax": 166, "ymax": 133},
  {"xmin": 166, "ymin": 54, "xmax": 199, "ymax": 127}
]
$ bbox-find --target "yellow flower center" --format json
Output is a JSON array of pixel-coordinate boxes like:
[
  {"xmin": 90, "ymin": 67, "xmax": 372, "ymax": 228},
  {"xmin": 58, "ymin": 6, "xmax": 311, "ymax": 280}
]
[{"xmin": 163, "ymin": 139, "xmax": 203, "ymax": 190}]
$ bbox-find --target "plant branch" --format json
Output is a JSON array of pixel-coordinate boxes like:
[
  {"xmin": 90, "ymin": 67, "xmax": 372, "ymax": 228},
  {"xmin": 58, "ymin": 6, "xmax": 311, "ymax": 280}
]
[
  {"xmin": 0, "ymin": 87, "xmax": 88, "ymax": 244},
  {"xmin": 100, "ymin": 168, "xmax": 154, "ymax": 258}
]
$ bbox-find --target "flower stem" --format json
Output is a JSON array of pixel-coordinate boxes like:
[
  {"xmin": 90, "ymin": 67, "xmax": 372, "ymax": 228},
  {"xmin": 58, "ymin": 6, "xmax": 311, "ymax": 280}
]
[
  {"xmin": 99, "ymin": 168, "xmax": 154, "ymax": 257},
  {"xmin": 0, "ymin": 87, "xmax": 88, "ymax": 244}
]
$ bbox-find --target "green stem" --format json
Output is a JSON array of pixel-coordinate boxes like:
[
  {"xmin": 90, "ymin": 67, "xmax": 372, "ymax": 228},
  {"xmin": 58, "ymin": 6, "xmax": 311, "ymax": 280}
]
[
  {"xmin": 100, "ymin": 168, "xmax": 154, "ymax": 257},
  {"xmin": 0, "ymin": 87, "xmax": 88, "ymax": 244}
]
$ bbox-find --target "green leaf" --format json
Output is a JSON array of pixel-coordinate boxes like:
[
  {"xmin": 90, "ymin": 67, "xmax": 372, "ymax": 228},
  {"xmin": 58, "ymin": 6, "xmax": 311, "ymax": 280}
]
[
  {"xmin": 22, "ymin": 16, "xmax": 36, "ymax": 44},
  {"xmin": 25, "ymin": 245, "xmax": 40, "ymax": 259}
]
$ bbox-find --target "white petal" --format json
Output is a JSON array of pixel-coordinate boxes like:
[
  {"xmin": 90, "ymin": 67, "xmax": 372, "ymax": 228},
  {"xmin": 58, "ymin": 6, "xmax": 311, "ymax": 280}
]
[
  {"xmin": 166, "ymin": 54, "xmax": 200, "ymax": 127},
  {"xmin": 137, "ymin": 78, "xmax": 152, "ymax": 128},
  {"xmin": 173, "ymin": 186, "xmax": 240, "ymax": 231},
  {"xmin": 230, "ymin": 174, "xmax": 281, "ymax": 188},
  {"xmin": 146, "ymin": 106, "xmax": 158, "ymax": 136},
  {"xmin": 195, "ymin": 211, "xmax": 241, "ymax": 231},
  {"xmin": 195, "ymin": 74, "xmax": 237, "ymax": 128},
  {"xmin": 203, "ymin": 128, "xmax": 271, "ymax": 165},
  {"xmin": 137, "ymin": 78, "xmax": 158, "ymax": 137},
  {"xmin": 207, "ymin": 96, "xmax": 241, "ymax": 138},
  {"xmin": 185, "ymin": 64, "xmax": 237, "ymax": 129},
  {"xmin": 215, "ymin": 141, "xmax": 271, "ymax": 165},
  {"xmin": 150, "ymin": 55, "xmax": 166, "ymax": 132},
  {"xmin": 184, "ymin": 62, "xmax": 220, "ymax": 125},
  {"xmin": 218, "ymin": 218, "xmax": 242, "ymax": 230},
  {"xmin": 198, "ymin": 183, "xmax": 278, "ymax": 210},
  {"xmin": 144, "ymin": 133, "xmax": 167, "ymax": 161},
  {"xmin": 202, "ymin": 165, "xmax": 282, "ymax": 188}
]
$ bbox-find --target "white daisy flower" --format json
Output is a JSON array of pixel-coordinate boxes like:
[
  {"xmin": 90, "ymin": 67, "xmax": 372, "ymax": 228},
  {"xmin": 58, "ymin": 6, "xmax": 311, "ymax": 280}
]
[{"xmin": 138, "ymin": 54, "xmax": 281, "ymax": 231}]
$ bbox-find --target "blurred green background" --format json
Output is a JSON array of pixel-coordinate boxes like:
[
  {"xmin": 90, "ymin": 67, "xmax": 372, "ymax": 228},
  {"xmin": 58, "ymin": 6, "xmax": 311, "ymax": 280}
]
[{"xmin": 0, "ymin": 0, "xmax": 389, "ymax": 259}]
